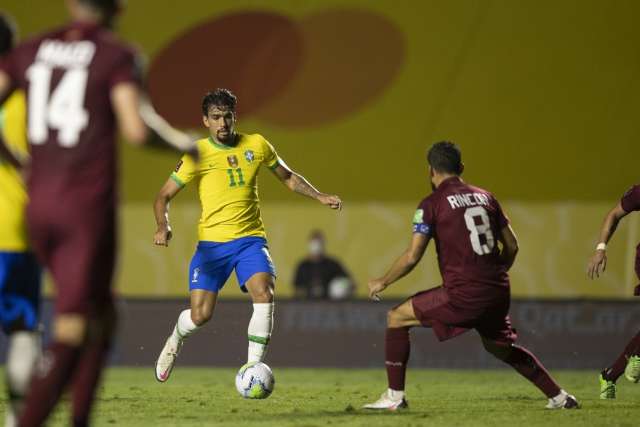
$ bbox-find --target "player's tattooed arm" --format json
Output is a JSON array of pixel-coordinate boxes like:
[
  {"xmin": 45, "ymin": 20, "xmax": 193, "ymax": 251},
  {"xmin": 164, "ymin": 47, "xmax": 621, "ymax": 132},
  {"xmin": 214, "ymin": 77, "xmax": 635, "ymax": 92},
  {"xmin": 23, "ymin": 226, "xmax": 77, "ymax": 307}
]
[
  {"xmin": 271, "ymin": 160, "xmax": 342, "ymax": 210},
  {"xmin": 153, "ymin": 178, "xmax": 183, "ymax": 247},
  {"xmin": 497, "ymin": 224, "xmax": 519, "ymax": 271},
  {"xmin": 368, "ymin": 233, "xmax": 430, "ymax": 300},
  {"xmin": 587, "ymin": 202, "xmax": 628, "ymax": 279}
]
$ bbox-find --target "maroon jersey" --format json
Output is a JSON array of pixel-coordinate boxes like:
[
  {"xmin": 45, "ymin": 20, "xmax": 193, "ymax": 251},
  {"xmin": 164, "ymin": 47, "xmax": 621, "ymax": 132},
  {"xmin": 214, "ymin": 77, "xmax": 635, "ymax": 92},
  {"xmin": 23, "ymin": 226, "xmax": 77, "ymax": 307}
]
[
  {"xmin": 621, "ymin": 184, "xmax": 640, "ymax": 214},
  {"xmin": 413, "ymin": 177, "xmax": 510, "ymax": 301},
  {"xmin": 621, "ymin": 184, "xmax": 640, "ymax": 288},
  {"xmin": 0, "ymin": 22, "xmax": 140, "ymax": 212}
]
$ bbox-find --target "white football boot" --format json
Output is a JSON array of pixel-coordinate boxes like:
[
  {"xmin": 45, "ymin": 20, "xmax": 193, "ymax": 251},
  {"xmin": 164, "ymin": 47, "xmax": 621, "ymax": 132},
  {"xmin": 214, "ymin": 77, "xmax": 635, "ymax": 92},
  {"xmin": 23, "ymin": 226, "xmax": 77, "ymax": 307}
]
[
  {"xmin": 363, "ymin": 389, "xmax": 408, "ymax": 411},
  {"xmin": 155, "ymin": 335, "xmax": 182, "ymax": 382},
  {"xmin": 545, "ymin": 390, "xmax": 580, "ymax": 409}
]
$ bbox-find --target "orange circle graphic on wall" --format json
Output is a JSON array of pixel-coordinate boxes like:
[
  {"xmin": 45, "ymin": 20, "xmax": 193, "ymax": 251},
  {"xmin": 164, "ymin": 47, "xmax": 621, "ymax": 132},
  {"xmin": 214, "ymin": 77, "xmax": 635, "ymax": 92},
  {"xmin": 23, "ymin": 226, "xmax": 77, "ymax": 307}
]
[{"xmin": 148, "ymin": 9, "xmax": 406, "ymax": 129}]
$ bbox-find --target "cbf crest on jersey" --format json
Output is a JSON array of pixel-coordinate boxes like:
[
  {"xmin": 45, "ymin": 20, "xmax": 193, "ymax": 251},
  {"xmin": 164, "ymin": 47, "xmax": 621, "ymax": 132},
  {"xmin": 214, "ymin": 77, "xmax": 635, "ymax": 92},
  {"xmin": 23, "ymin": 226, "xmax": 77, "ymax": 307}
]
[
  {"xmin": 244, "ymin": 150, "xmax": 255, "ymax": 163},
  {"xmin": 227, "ymin": 155, "xmax": 239, "ymax": 168}
]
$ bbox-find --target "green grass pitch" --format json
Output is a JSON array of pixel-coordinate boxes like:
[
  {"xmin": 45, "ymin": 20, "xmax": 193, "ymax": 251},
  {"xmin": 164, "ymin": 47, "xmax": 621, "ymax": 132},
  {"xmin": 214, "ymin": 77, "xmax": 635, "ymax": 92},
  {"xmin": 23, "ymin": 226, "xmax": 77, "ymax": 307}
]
[{"xmin": 1, "ymin": 368, "xmax": 638, "ymax": 426}]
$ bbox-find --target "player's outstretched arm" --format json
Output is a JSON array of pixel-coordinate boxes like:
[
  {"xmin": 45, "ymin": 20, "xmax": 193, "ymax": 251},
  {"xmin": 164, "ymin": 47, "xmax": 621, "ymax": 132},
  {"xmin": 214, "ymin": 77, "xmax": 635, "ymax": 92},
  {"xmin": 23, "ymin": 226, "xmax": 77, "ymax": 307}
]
[
  {"xmin": 271, "ymin": 160, "xmax": 342, "ymax": 210},
  {"xmin": 153, "ymin": 178, "xmax": 183, "ymax": 247},
  {"xmin": 587, "ymin": 202, "xmax": 628, "ymax": 279},
  {"xmin": 138, "ymin": 96, "xmax": 196, "ymax": 153},
  {"xmin": 368, "ymin": 233, "xmax": 430, "ymax": 300},
  {"xmin": 497, "ymin": 224, "xmax": 519, "ymax": 271},
  {"xmin": 111, "ymin": 83, "xmax": 149, "ymax": 145},
  {"xmin": 111, "ymin": 83, "xmax": 195, "ymax": 151}
]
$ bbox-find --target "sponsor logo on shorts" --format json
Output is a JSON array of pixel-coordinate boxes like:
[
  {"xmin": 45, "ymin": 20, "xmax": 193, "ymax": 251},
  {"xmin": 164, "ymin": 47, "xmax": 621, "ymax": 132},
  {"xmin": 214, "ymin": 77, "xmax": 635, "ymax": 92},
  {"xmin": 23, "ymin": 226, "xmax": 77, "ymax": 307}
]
[
  {"xmin": 244, "ymin": 150, "xmax": 255, "ymax": 163},
  {"xmin": 192, "ymin": 267, "xmax": 200, "ymax": 283},
  {"xmin": 227, "ymin": 155, "xmax": 239, "ymax": 168}
]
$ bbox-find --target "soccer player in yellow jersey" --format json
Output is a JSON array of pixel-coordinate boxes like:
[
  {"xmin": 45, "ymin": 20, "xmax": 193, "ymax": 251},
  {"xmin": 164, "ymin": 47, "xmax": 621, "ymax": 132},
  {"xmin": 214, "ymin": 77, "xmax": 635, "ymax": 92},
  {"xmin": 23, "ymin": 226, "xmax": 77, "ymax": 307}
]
[
  {"xmin": 153, "ymin": 89, "xmax": 342, "ymax": 381},
  {"xmin": 0, "ymin": 14, "xmax": 42, "ymax": 427}
]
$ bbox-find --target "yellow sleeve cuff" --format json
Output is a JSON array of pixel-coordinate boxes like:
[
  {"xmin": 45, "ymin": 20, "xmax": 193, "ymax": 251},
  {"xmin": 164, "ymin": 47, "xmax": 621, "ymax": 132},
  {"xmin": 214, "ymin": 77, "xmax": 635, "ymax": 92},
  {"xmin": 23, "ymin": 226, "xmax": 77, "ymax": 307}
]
[
  {"xmin": 267, "ymin": 159, "xmax": 280, "ymax": 170},
  {"xmin": 170, "ymin": 173, "xmax": 185, "ymax": 188}
]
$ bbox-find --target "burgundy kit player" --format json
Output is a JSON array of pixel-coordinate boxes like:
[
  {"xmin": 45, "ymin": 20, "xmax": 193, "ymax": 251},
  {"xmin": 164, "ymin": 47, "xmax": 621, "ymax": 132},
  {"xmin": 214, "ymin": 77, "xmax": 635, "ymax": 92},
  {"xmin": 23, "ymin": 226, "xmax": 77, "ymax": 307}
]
[
  {"xmin": 587, "ymin": 184, "xmax": 640, "ymax": 398},
  {"xmin": 364, "ymin": 141, "xmax": 580, "ymax": 411},
  {"xmin": 0, "ymin": 1, "xmax": 193, "ymax": 425}
]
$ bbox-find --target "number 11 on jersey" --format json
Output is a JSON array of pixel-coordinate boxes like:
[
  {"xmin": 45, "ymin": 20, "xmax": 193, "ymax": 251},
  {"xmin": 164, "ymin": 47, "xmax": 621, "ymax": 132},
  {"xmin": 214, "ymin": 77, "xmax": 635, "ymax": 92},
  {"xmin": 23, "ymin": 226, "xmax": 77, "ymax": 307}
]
[{"xmin": 227, "ymin": 168, "xmax": 245, "ymax": 187}]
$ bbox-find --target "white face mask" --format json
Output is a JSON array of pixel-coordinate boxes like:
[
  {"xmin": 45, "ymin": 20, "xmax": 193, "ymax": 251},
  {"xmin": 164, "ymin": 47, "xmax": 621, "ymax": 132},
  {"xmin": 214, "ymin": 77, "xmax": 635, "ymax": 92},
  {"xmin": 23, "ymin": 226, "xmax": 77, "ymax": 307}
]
[{"xmin": 308, "ymin": 239, "xmax": 324, "ymax": 256}]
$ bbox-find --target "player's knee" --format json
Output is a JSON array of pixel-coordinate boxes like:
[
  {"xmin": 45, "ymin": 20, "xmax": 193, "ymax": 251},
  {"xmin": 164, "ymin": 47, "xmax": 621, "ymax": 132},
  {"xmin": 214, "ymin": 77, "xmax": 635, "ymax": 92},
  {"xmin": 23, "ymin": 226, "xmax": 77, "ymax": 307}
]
[
  {"xmin": 191, "ymin": 307, "xmax": 213, "ymax": 326},
  {"xmin": 387, "ymin": 309, "xmax": 402, "ymax": 328},
  {"xmin": 481, "ymin": 338, "xmax": 512, "ymax": 361},
  {"xmin": 250, "ymin": 285, "xmax": 273, "ymax": 304},
  {"xmin": 53, "ymin": 314, "xmax": 88, "ymax": 346}
]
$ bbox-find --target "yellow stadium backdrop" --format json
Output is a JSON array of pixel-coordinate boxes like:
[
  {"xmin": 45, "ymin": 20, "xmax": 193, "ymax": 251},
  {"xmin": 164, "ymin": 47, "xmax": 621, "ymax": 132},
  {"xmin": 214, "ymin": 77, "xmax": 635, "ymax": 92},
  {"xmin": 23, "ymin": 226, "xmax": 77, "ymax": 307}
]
[{"xmin": 4, "ymin": 0, "xmax": 639, "ymax": 298}]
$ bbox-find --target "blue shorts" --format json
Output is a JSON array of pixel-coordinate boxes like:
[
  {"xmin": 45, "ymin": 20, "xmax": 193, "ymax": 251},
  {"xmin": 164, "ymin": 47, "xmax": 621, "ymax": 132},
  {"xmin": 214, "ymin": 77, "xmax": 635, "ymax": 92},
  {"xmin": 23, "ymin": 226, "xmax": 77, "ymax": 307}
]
[
  {"xmin": 0, "ymin": 251, "xmax": 42, "ymax": 332},
  {"xmin": 188, "ymin": 236, "xmax": 276, "ymax": 293}
]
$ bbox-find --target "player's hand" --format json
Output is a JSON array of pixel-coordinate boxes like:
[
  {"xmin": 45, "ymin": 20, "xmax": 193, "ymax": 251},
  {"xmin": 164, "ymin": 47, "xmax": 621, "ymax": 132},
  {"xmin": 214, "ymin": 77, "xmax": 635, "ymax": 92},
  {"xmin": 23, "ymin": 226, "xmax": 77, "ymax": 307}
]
[
  {"xmin": 368, "ymin": 278, "xmax": 387, "ymax": 301},
  {"xmin": 319, "ymin": 194, "xmax": 342, "ymax": 210},
  {"xmin": 587, "ymin": 250, "xmax": 607, "ymax": 279},
  {"xmin": 154, "ymin": 224, "xmax": 173, "ymax": 247}
]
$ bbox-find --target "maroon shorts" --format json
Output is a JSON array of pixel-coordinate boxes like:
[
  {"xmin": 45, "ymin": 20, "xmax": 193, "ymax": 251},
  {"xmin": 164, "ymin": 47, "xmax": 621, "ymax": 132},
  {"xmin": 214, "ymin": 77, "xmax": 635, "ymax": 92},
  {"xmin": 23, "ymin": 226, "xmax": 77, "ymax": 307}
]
[
  {"xmin": 27, "ymin": 207, "xmax": 116, "ymax": 315},
  {"xmin": 410, "ymin": 286, "xmax": 517, "ymax": 344}
]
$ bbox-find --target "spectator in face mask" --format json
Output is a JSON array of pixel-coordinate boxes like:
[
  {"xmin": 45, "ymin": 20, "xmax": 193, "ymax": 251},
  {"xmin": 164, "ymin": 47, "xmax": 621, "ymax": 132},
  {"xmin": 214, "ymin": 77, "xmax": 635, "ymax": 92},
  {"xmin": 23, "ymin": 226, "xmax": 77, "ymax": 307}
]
[{"xmin": 293, "ymin": 230, "xmax": 354, "ymax": 300}]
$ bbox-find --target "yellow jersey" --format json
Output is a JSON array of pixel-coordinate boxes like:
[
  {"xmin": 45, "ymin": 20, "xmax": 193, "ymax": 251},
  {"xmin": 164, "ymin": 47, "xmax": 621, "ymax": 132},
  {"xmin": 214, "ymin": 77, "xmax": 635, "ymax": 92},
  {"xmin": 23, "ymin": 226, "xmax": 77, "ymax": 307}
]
[
  {"xmin": 171, "ymin": 133, "xmax": 279, "ymax": 242},
  {"xmin": 0, "ymin": 91, "xmax": 29, "ymax": 252}
]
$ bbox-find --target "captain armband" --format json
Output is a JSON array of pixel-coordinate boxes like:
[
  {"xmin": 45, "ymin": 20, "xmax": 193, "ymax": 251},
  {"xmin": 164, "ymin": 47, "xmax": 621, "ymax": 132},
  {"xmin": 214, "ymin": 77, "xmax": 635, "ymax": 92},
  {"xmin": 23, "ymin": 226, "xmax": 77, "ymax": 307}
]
[{"xmin": 412, "ymin": 223, "xmax": 431, "ymax": 235}]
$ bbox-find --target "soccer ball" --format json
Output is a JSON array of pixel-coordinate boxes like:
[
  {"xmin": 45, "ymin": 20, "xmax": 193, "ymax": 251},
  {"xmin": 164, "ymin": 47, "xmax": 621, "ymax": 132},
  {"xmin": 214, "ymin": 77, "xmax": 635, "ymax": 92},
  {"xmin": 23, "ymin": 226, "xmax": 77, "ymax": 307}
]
[{"xmin": 235, "ymin": 362, "xmax": 275, "ymax": 399}]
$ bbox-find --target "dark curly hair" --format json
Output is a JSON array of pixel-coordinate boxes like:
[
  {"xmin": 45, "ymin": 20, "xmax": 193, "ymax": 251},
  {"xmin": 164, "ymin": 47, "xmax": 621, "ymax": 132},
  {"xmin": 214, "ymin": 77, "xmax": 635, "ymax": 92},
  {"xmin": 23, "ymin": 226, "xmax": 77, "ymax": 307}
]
[
  {"xmin": 201, "ymin": 88, "xmax": 237, "ymax": 116},
  {"xmin": 0, "ymin": 13, "xmax": 16, "ymax": 57},
  {"xmin": 427, "ymin": 141, "xmax": 463, "ymax": 175},
  {"xmin": 78, "ymin": 0, "xmax": 121, "ymax": 16}
]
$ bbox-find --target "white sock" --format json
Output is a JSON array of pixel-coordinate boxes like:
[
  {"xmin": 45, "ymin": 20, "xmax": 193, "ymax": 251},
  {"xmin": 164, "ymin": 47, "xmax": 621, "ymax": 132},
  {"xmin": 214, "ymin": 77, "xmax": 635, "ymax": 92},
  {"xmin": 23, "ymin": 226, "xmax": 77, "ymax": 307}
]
[
  {"xmin": 5, "ymin": 331, "xmax": 41, "ymax": 427},
  {"xmin": 388, "ymin": 388, "xmax": 405, "ymax": 400},
  {"xmin": 247, "ymin": 303, "xmax": 274, "ymax": 363},
  {"xmin": 550, "ymin": 389, "xmax": 568, "ymax": 403},
  {"xmin": 170, "ymin": 309, "xmax": 199, "ymax": 343}
]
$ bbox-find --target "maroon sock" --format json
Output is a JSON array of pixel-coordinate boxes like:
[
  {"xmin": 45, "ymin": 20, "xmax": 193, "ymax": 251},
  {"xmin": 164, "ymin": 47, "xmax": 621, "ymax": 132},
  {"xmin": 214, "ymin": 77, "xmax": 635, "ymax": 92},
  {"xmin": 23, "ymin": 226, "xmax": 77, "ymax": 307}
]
[
  {"xmin": 385, "ymin": 327, "xmax": 410, "ymax": 391},
  {"xmin": 19, "ymin": 342, "xmax": 82, "ymax": 427},
  {"xmin": 71, "ymin": 338, "xmax": 111, "ymax": 427},
  {"xmin": 603, "ymin": 330, "xmax": 640, "ymax": 382},
  {"xmin": 502, "ymin": 345, "xmax": 561, "ymax": 398}
]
